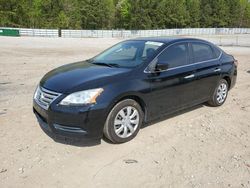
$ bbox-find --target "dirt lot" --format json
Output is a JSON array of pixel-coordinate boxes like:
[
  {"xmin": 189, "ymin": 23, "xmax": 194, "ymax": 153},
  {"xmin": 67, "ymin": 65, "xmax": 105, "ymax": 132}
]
[{"xmin": 0, "ymin": 37, "xmax": 250, "ymax": 188}]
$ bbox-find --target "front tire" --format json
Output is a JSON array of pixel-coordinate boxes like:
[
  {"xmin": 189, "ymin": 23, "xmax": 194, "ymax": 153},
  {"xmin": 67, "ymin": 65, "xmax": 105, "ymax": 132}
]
[
  {"xmin": 208, "ymin": 79, "xmax": 229, "ymax": 107},
  {"xmin": 103, "ymin": 99, "xmax": 144, "ymax": 144}
]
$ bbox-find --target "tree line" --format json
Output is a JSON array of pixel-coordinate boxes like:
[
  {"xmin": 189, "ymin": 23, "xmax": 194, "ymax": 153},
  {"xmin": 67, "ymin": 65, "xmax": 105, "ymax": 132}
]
[{"xmin": 0, "ymin": 0, "xmax": 250, "ymax": 30}]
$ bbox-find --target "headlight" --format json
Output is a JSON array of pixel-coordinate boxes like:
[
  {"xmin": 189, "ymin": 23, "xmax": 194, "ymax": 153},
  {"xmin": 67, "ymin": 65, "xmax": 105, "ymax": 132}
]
[
  {"xmin": 59, "ymin": 88, "xmax": 103, "ymax": 106},
  {"xmin": 34, "ymin": 87, "xmax": 39, "ymax": 100}
]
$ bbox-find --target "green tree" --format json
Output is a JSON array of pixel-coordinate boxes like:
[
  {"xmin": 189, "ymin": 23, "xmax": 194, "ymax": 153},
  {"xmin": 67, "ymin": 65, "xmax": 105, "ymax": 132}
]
[
  {"xmin": 200, "ymin": 0, "xmax": 213, "ymax": 27},
  {"xmin": 226, "ymin": 0, "xmax": 241, "ymax": 27},
  {"xmin": 160, "ymin": 0, "xmax": 189, "ymax": 28},
  {"xmin": 212, "ymin": 0, "xmax": 230, "ymax": 27},
  {"xmin": 60, "ymin": 0, "xmax": 81, "ymax": 29},
  {"xmin": 128, "ymin": 0, "xmax": 153, "ymax": 29},
  {"xmin": 114, "ymin": 0, "xmax": 131, "ymax": 29},
  {"xmin": 238, "ymin": 0, "xmax": 250, "ymax": 27},
  {"xmin": 186, "ymin": 0, "xmax": 201, "ymax": 27},
  {"xmin": 79, "ymin": 0, "xmax": 115, "ymax": 29},
  {"xmin": 0, "ymin": 0, "xmax": 250, "ymax": 29}
]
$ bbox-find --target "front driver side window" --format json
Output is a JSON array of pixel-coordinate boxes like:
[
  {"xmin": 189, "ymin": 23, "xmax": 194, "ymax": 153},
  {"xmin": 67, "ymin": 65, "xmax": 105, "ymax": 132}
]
[{"xmin": 157, "ymin": 43, "xmax": 189, "ymax": 69}]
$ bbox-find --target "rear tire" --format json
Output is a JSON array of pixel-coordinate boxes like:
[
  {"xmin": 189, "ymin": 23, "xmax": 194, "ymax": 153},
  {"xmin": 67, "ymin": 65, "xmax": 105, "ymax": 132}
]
[
  {"xmin": 103, "ymin": 99, "xmax": 144, "ymax": 144},
  {"xmin": 208, "ymin": 79, "xmax": 229, "ymax": 107}
]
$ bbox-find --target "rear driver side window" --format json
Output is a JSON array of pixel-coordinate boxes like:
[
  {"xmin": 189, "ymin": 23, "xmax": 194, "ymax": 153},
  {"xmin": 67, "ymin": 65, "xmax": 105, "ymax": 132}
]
[{"xmin": 191, "ymin": 43, "xmax": 215, "ymax": 63}]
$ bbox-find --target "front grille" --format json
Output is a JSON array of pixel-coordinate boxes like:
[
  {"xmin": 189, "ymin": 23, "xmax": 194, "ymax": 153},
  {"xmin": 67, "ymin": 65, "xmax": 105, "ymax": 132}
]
[{"xmin": 34, "ymin": 87, "xmax": 61, "ymax": 110}]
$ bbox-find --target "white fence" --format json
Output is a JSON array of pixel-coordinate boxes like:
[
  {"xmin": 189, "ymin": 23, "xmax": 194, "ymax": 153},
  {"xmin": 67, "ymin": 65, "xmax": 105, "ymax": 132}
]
[
  {"xmin": 1, "ymin": 27, "xmax": 250, "ymax": 38},
  {"xmin": 1, "ymin": 27, "xmax": 250, "ymax": 46},
  {"xmin": 19, "ymin": 28, "xmax": 58, "ymax": 37},
  {"xmin": 62, "ymin": 28, "xmax": 250, "ymax": 38}
]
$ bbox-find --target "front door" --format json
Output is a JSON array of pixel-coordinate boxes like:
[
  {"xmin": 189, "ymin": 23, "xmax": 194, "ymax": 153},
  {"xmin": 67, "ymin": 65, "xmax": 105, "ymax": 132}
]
[{"xmin": 147, "ymin": 42, "xmax": 198, "ymax": 119}]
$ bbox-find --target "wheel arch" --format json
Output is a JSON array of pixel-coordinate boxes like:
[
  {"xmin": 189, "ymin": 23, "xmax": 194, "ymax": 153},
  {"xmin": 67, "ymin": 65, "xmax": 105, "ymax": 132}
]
[
  {"xmin": 109, "ymin": 93, "xmax": 148, "ymax": 122},
  {"xmin": 222, "ymin": 75, "xmax": 231, "ymax": 89}
]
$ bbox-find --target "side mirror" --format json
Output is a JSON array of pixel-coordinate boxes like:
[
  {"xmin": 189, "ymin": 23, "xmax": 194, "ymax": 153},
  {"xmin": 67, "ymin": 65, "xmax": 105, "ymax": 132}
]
[{"xmin": 155, "ymin": 63, "xmax": 168, "ymax": 72}]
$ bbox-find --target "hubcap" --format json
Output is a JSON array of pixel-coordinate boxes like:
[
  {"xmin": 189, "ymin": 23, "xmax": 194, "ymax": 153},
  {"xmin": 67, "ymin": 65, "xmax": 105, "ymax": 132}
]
[
  {"xmin": 216, "ymin": 83, "xmax": 228, "ymax": 104},
  {"xmin": 114, "ymin": 106, "xmax": 139, "ymax": 138}
]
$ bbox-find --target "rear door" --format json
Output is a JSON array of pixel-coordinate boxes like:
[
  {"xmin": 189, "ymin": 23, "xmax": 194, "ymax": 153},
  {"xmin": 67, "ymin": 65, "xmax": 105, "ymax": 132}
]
[
  {"xmin": 147, "ymin": 42, "xmax": 198, "ymax": 118},
  {"xmin": 190, "ymin": 42, "xmax": 222, "ymax": 101}
]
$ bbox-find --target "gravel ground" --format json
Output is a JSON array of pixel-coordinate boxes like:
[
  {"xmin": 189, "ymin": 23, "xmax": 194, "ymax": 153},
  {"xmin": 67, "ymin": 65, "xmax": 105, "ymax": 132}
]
[{"xmin": 0, "ymin": 37, "xmax": 250, "ymax": 188}]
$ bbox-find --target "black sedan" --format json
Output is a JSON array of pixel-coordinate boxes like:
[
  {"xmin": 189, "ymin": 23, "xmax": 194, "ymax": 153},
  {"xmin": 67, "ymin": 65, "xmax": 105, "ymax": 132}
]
[{"xmin": 33, "ymin": 37, "xmax": 237, "ymax": 143}]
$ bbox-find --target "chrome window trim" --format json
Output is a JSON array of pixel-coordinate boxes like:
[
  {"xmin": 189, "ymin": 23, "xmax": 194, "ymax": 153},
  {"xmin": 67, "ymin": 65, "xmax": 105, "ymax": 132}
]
[{"xmin": 144, "ymin": 41, "xmax": 222, "ymax": 73}]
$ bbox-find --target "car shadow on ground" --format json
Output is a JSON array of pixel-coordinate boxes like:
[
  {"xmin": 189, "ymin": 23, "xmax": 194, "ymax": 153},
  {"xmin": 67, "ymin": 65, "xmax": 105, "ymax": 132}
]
[
  {"xmin": 141, "ymin": 104, "xmax": 205, "ymax": 129},
  {"xmin": 37, "ymin": 103, "xmax": 207, "ymax": 147},
  {"xmin": 38, "ymin": 122, "xmax": 101, "ymax": 147}
]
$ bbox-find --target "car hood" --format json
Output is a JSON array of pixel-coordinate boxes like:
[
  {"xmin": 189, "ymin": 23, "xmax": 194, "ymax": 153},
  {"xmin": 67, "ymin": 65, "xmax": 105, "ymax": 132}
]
[{"xmin": 40, "ymin": 61, "xmax": 130, "ymax": 93}]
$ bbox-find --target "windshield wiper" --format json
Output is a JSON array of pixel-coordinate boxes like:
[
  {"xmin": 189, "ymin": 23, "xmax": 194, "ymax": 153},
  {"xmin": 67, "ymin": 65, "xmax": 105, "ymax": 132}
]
[
  {"xmin": 91, "ymin": 62, "xmax": 120, "ymax": 68},
  {"xmin": 92, "ymin": 62, "xmax": 113, "ymax": 67},
  {"xmin": 108, "ymin": 63, "xmax": 121, "ymax": 68}
]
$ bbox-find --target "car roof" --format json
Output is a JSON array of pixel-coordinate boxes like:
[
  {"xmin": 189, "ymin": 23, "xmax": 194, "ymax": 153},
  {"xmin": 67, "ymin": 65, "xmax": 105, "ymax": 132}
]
[{"xmin": 130, "ymin": 37, "xmax": 210, "ymax": 45}]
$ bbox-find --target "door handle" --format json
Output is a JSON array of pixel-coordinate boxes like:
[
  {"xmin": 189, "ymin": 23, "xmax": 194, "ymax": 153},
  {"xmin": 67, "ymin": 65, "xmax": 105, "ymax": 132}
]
[
  {"xmin": 184, "ymin": 74, "xmax": 195, "ymax": 79},
  {"xmin": 214, "ymin": 68, "xmax": 221, "ymax": 72}
]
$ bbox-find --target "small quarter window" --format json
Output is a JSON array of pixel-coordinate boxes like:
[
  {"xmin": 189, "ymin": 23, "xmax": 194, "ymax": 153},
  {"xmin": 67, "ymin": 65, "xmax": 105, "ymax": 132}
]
[
  {"xmin": 213, "ymin": 46, "xmax": 222, "ymax": 58},
  {"xmin": 191, "ymin": 43, "xmax": 215, "ymax": 62},
  {"xmin": 142, "ymin": 42, "xmax": 163, "ymax": 60}
]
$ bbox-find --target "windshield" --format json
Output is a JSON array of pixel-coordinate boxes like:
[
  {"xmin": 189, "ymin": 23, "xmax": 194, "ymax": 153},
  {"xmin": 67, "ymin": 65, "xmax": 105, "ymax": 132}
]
[{"xmin": 91, "ymin": 40, "xmax": 164, "ymax": 68}]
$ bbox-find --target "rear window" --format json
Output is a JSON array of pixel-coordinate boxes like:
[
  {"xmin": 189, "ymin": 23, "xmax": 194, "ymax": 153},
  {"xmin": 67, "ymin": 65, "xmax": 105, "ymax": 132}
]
[{"xmin": 191, "ymin": 43, "xmax": 215, "ymax": 63}]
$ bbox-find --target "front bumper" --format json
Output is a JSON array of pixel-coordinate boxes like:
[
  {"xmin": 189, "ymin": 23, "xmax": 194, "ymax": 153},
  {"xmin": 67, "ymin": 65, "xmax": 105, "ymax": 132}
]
[{"xmin": 33, "ymin": 99, "xmax": 108, "ymax": 139}]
